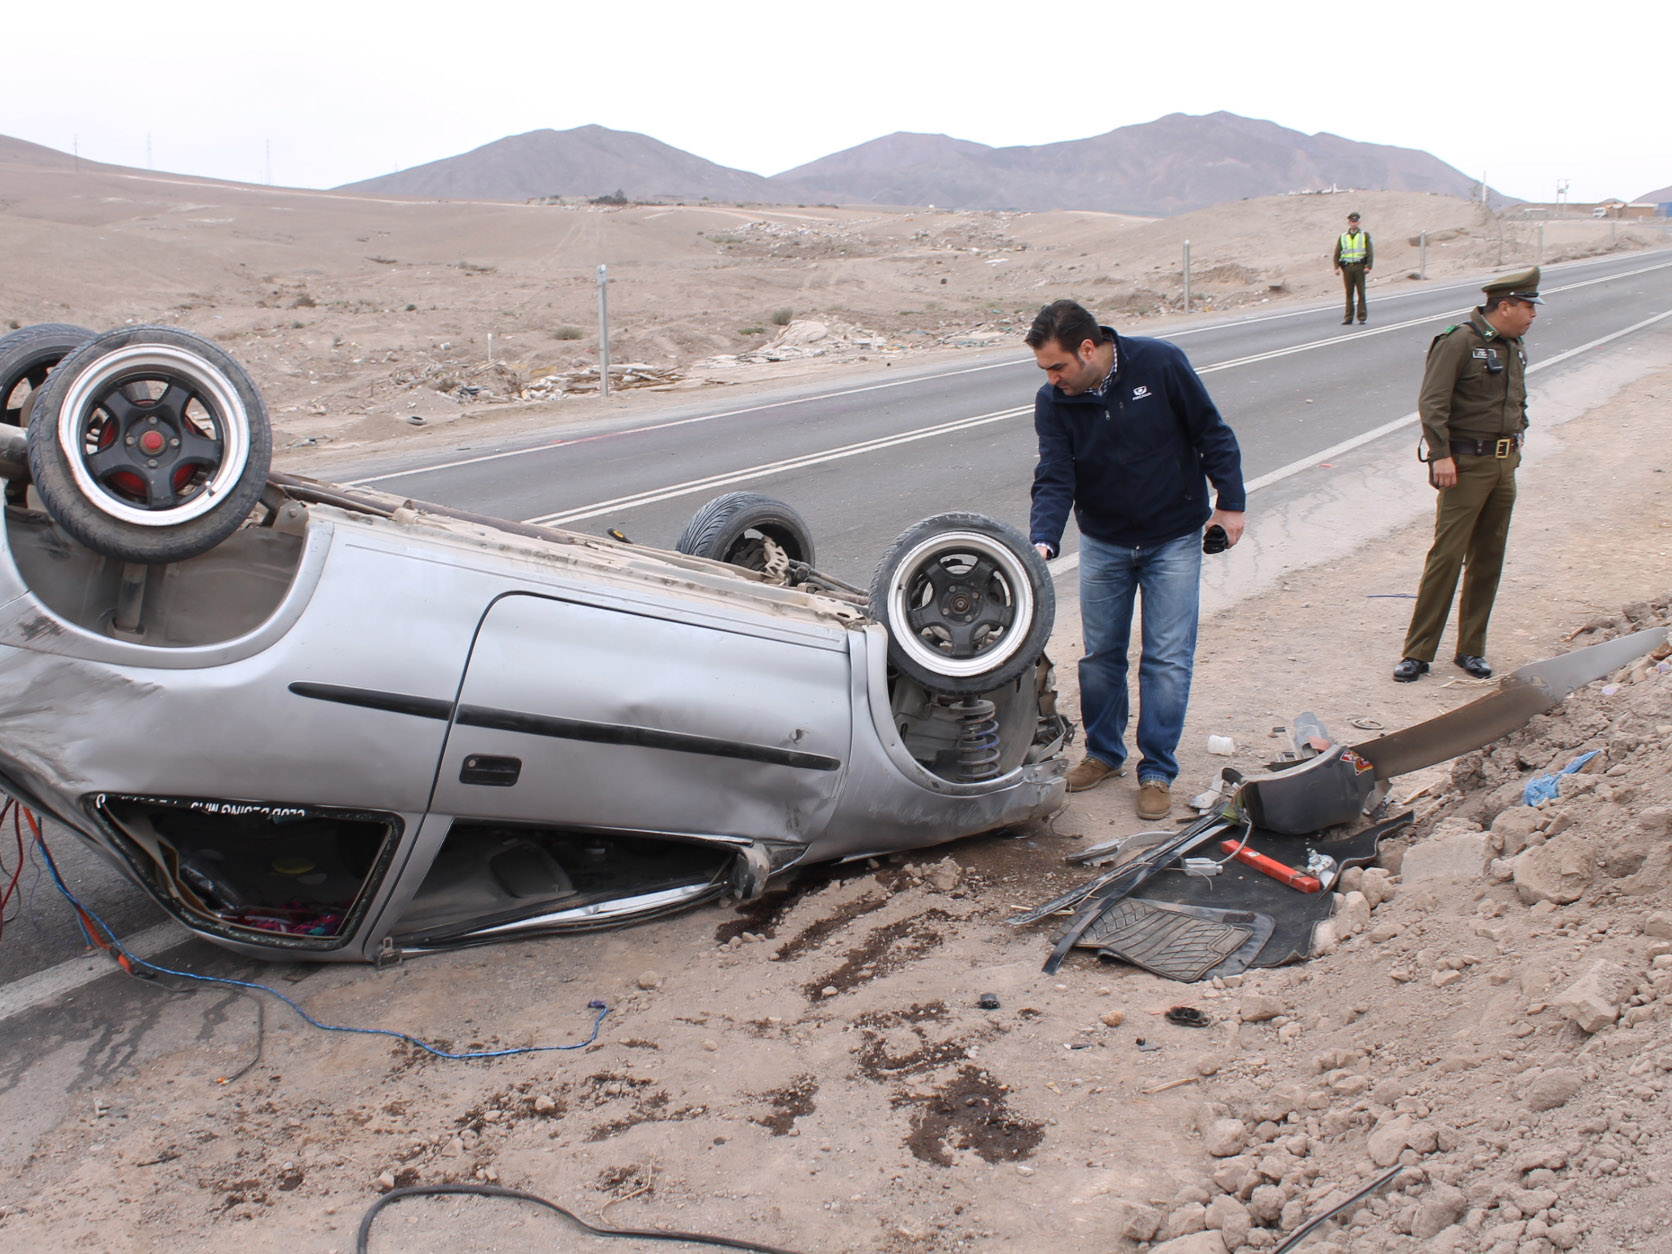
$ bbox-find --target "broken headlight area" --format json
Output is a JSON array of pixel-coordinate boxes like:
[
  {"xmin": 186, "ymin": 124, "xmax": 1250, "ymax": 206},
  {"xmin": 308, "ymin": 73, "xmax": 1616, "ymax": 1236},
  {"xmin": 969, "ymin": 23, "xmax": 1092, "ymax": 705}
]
[{"xmin": 89, "ymin": 794, "xmax": 400, "ymax": 949}]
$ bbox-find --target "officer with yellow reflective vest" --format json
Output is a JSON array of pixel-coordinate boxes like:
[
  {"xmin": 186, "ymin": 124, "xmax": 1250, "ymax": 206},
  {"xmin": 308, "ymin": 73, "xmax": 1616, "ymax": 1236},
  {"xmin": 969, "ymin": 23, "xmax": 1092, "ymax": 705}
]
[
  {"xmin": 1393, "ymin": 268, "xmax": 1541, "ymax": 684},
  {"xmin": 1332, "ymin": 211, "xmax": 1373, "ymax": 324}
]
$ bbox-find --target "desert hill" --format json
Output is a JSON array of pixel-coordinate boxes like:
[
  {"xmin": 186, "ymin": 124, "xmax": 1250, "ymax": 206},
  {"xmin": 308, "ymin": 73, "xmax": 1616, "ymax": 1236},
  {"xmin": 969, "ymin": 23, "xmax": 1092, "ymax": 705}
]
[
  {"xmin": 772, "ymin": 112, "xmax": 1504, "ymax": 216},
  {"xmin": 1637, "ymin": 183, "xmax": 1672, "ymax": 205},
  {"xmin": 337, "ymin": 124, "xmax": 806, "ymax": 204},
  {"xmin": 0, "ymin": 135, "xmax": 81, "ymax": 170}
]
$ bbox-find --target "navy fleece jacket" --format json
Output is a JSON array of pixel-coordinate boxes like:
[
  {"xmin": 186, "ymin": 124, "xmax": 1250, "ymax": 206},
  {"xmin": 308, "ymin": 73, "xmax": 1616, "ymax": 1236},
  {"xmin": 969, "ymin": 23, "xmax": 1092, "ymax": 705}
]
[{"xmin": 1029, "ymin": 327, "xmax": 1245, "ymax": 552}]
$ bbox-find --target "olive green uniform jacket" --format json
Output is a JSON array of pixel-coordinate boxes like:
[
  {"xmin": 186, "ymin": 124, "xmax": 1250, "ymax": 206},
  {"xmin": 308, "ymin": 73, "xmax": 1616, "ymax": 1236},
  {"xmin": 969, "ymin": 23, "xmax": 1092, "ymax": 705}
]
[{"xmin": 1418, "ymin": 308, "xmax": 1528, "ymax": 452}]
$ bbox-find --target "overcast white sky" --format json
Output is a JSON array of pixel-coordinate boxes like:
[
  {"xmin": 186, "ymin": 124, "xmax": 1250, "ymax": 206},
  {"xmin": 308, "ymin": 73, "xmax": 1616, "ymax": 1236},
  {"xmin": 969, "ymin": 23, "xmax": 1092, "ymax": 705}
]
[{"xmin": 4, "ymin": 1, "xmax": 1666, "ymax": 204}]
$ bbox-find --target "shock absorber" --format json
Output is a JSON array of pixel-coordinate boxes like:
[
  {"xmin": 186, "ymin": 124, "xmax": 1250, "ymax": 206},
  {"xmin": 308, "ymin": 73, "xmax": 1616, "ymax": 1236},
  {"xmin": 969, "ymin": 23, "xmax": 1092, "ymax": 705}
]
[{"xmin": 954, "ymin": 695, "xmax": 1001, "ymax": 782}]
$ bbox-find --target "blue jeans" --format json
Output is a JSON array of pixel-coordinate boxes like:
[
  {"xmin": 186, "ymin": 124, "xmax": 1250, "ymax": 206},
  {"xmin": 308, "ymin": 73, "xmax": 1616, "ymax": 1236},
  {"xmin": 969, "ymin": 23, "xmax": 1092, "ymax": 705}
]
[{"xmin": 1078, "ymin": 531, "xmax": 1202, "ymax": 785}]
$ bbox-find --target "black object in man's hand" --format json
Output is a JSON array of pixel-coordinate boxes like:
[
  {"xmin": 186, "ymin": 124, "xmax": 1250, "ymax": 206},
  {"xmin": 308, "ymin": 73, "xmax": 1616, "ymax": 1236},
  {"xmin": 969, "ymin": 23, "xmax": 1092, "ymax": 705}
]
[{"xmin": 1202, "ymin": 524, "xmax": 1228, "ymax": 554}]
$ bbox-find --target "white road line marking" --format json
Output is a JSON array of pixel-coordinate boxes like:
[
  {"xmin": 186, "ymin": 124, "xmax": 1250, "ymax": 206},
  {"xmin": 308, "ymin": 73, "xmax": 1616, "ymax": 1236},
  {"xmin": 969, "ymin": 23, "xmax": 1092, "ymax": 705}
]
[
  {"xmin": 0, "ymin": 921, "xmax": 186, "ymax": 1024},
  {"xmin": 346, "ymin": 359, "xmax": 1025, "ymax": 486},
  {"xmin": 524, "ymin": 405, "xmax": 1029, "ymax": 526}
]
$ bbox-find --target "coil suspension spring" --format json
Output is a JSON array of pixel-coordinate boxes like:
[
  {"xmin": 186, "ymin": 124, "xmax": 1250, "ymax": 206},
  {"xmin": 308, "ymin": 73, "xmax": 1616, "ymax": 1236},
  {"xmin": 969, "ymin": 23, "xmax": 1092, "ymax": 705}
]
[{"xmin": 953, "ymin": 695, "xmax": 1001, "ymax": 782}]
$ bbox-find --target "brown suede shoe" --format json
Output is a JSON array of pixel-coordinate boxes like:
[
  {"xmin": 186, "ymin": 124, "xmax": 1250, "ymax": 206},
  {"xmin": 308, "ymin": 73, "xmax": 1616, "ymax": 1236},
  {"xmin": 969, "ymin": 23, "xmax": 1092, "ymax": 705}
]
[
  {"xmin": 1065, "ymin": 757, "xmax": 1123, "ymax": 793},
  {"xmin": 1136, "ymin": 780, "xmax": 1172, "ymax": 821}
]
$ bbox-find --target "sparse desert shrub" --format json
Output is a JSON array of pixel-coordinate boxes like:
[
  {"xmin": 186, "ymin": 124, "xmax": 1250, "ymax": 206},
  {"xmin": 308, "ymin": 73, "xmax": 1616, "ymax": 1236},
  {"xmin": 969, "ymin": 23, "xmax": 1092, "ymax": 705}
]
[
  {"xmin": 551, "ymin": 326, "xmax": 584, "ymax": 341},
  {"xmin": 290, "ymin": 293, "xmax": 316, "ymax": 308},
  {"xmin": 739, "ymin": 327, "xmax": 766, "ymax": 336},
  {"xmin": 770, "ymin": 308, "xmax": 793, "ymax": 326}
]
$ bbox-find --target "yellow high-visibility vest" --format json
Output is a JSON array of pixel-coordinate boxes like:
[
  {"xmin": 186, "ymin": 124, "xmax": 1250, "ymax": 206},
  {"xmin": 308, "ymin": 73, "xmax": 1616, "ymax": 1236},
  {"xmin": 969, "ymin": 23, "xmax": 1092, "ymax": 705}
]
[{"xmin": 1338, "ymin": 231, "xmax": 1368, "ymax": 264}]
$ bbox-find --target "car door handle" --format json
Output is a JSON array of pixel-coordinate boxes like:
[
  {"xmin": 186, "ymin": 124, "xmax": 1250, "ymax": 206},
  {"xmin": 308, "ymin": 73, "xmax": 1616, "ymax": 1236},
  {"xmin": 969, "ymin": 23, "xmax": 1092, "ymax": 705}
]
[{"xmin": 460, "ymin": 754, "xmax": 522, "ymax": 786}]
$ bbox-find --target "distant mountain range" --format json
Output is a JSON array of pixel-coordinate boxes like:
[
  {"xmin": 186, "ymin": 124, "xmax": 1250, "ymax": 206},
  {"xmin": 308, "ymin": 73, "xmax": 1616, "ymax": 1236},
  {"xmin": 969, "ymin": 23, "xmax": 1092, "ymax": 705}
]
[
  {"xmin": 8, "ymin": 120, "xmax": 1666, "ymax": 215},
  {"xmin": 337, "ymin": 112, "xmax": 1510, "ymax": 216}
]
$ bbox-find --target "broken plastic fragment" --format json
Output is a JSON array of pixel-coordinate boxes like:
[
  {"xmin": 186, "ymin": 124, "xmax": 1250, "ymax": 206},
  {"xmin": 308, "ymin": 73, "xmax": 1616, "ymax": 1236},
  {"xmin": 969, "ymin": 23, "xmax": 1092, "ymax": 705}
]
[{"xmin": 1522, "ymin": 750, "xmax": 1600, "ymax": 806}]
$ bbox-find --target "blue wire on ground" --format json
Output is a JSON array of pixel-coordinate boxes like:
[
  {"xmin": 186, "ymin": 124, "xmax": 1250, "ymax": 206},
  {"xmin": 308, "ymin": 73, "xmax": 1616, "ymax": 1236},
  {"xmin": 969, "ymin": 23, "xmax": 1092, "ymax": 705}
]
[{"xmin": 29, "ymin": 822, "xmax": 609, "ymax": 1060}]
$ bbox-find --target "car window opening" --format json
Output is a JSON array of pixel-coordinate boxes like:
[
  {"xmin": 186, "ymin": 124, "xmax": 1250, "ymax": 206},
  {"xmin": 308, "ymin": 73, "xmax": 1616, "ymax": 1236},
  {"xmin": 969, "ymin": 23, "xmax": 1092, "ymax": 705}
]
[
  {"xmin": 391, "ymin": 823, "xmax": 735, "ymax": 946},
  {"xmin": 91, "ymin": 795, "xmax": 398, "ymax": 944}
]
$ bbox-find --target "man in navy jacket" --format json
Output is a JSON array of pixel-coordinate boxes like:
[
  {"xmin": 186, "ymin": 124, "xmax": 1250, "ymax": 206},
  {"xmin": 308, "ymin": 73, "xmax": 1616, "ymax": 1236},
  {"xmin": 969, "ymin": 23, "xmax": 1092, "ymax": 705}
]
[{"xmin": 1026, "ymin": 300, "xmax": 1246, "ymax": 820}]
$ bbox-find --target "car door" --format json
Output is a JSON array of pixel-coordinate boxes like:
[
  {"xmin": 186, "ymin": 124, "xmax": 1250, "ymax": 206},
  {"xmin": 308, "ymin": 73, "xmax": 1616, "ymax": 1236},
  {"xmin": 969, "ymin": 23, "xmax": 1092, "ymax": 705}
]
[{"xmin": 428, "ymin": 591, "xmax": 853, "ymax": 843}]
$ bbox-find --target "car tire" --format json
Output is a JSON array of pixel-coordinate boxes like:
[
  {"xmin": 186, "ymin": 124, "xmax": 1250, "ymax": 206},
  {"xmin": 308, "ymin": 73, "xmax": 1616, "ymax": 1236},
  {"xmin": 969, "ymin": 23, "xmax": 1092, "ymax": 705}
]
[
  {"xmin": 675, "ymin": 491, "xmax": 816, "ymax": 577},
  {"xmin": 26, "ymin": 325, "xmax": 273, "ymax": 564},
  {"xmin": 0, "ymin": 322, "xmax": 96, "ymax": 428},
  {"xmin": 0, "ymin": 323, "xmax": 96, "ymax": 505},
  {"xmin": 869, "ymin": 512, "xmax": 1053, "ymax": 695}
]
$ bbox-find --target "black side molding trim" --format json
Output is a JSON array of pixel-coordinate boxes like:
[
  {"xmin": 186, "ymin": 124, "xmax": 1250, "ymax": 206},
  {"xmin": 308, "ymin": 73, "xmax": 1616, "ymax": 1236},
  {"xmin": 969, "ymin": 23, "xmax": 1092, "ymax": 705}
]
[
  {"xmin": 457, "ymin": 704, "xmax": 841, "ymax": 772},
  {"xmin": 288, "ymin": 682, "xmax": 453, "ymax": 721},
  {"xmin": 288, "ymin": 682, "xmax": 841, "ymax": 772}
]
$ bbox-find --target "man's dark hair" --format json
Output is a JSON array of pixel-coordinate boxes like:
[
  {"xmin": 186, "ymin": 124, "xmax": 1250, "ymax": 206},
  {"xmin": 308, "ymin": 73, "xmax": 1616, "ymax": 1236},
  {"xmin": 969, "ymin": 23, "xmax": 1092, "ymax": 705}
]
[{"xmin": 1025, "ymin": 300, "xmax": 1102, "ymax": 351}]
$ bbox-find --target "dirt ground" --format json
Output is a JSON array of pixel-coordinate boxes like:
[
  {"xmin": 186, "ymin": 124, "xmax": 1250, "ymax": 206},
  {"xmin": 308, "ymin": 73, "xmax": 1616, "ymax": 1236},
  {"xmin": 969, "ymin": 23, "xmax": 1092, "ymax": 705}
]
[{"xmin": 3, "ymin": 160, "xmax": 1672, "ymax": 1253}]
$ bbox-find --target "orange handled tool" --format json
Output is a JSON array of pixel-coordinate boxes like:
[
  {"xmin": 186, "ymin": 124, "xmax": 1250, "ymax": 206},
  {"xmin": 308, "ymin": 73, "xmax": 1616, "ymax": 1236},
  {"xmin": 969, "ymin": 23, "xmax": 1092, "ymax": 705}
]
[{"xmin": 1219, "ymin": 840, "xmax": 1323, "ymax": 892}]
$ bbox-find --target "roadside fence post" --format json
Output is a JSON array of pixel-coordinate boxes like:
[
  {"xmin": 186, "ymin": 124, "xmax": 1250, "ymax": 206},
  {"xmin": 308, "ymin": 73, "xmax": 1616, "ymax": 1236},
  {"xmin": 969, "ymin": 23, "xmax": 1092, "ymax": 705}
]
[
  {"xmin": 597, "ymin": 264, "xmax": 610, "ymax": 399},
  {"xmin": 1419, "ymin": 231, "xmax": 1427, "ymax": 280},
  {"xmin": 1182, "ymin": 240, "xmax": 1191, "ymax": 314},
  {"xmin": 1538, "ymin": 222, "xmax": 1544, "ymax": 265}
]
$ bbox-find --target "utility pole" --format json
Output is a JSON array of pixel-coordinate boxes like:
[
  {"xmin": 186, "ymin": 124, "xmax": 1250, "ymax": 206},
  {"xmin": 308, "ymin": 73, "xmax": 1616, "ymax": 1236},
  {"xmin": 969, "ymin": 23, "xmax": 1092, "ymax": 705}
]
[{"xmin": 1556, "ymin": 179, "xmax": 1569, "ymax": 218}]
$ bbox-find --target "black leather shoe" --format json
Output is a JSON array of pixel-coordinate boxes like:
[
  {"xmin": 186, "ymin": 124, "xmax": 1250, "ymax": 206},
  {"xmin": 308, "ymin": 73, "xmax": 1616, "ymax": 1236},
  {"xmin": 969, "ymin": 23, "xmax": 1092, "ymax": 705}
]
[
  {"xmin": 1392, "ymin": 658, "xmax": 1429, "ymax": 682},
  {"xmin": 1341, "ymin": 318, "xmax": 1353, "ymax": 325},
  {"xmin": 1455, "ymin": 654, "xmax": 1492, "ymax": 679}
]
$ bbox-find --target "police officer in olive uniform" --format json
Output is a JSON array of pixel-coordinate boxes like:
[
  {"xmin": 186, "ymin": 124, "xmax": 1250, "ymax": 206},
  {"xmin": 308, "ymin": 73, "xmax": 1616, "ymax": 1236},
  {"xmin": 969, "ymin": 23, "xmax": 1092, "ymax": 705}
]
[
  {"xmin": 1333, "ymin": 211, "xmax": 1373, "ymax": 324},
  {"xmin": 1393, "ymin": 268, "xmax": 1541, "ymax": 682}
]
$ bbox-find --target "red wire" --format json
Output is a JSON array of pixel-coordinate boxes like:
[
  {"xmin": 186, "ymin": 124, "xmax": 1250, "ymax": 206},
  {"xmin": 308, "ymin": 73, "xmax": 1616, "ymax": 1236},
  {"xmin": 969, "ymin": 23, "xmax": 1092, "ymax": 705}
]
[
  {"xmin": 0, "ymin": 799, "xmax": 27, "ymax": 941},
  {"xmin": 2, "ymin": 802, "xmax": 130, "ymax": 969}
]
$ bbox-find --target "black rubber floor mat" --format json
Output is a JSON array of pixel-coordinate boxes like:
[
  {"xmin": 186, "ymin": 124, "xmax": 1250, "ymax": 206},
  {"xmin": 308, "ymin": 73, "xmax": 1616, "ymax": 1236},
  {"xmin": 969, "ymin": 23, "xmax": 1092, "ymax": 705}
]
[
  {"xmin": 1065, "ymin": 897, "xmax": 1274, "ymax": 982},
  {"xmin": 1136, "ymin": 811, "xmax": 1412, "ymax": 969}
]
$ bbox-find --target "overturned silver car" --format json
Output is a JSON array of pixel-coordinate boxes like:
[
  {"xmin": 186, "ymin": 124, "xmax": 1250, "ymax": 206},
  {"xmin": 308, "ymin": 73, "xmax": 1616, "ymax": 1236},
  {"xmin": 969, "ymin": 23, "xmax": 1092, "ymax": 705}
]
[{"xmin": 0, "ymin": 324, "xmax": 1067, "ymax": 961}]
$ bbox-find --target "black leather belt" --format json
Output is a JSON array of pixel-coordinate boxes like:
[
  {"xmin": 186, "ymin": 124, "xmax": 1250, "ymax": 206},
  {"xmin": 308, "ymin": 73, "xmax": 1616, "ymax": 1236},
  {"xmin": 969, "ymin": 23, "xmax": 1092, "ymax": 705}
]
[{"xmin": 1450, "ymin": 435, "xmax": 1521, "ymax": 458}]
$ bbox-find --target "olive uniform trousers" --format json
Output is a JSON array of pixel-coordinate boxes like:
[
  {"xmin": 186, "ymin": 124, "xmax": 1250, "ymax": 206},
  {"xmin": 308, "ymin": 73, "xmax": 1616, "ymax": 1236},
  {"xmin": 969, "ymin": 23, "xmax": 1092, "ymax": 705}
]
[
  {"xmin": 1340, "ymin": 263, "xmax": 1368, "ymax": 321},
  {"xmin": 1401, "ymin": 446, "xmax": 1519, "ymax": 662}
]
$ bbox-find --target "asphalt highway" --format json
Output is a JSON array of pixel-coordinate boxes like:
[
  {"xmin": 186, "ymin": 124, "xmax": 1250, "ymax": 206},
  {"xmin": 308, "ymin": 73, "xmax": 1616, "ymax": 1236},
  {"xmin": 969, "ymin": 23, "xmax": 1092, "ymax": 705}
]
[{"xmin": 342, "ymin": 251, "xmax": 1672, "ymax": 583}]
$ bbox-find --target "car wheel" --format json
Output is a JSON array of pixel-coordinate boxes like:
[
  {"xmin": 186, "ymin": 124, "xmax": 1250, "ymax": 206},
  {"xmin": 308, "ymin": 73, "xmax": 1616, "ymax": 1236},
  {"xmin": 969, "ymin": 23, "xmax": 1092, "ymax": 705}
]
[
  {"xmin": 0, "ymin": 323, "xmax": 96, "ymax": 428},
  {"xmin": 26, "ymin": 325, "xmax": 273, "ymax": 564},
  {"xmin": 675, "ymin": 491, "xmax": 816, "ymax": 578},
  {"xmin": 869, "ymin": 512, "xmax": 1054, "ymax": 695},
  {"xmin": 0, "ymin": 323, "xmax": 96, "ymax": 505}
]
